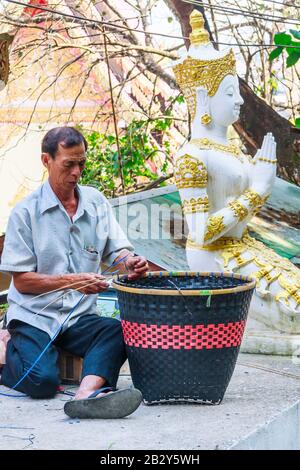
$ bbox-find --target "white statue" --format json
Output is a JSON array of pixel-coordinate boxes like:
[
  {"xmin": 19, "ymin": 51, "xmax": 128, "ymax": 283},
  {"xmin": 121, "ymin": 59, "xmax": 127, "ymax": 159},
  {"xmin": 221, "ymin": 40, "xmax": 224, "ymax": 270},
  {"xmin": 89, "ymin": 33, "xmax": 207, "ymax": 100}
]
[{"xmin": 173, "ymin": 10, "xmax": 300, "ymax": 355}]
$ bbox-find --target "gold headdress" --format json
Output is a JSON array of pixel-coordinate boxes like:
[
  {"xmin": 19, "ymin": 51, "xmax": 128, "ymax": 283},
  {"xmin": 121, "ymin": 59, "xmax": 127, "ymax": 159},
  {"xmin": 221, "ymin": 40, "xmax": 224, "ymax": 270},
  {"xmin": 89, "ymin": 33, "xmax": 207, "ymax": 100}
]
[{"xmin": 173, "ymin": 10, "xmax": 236, "ymax": 121}]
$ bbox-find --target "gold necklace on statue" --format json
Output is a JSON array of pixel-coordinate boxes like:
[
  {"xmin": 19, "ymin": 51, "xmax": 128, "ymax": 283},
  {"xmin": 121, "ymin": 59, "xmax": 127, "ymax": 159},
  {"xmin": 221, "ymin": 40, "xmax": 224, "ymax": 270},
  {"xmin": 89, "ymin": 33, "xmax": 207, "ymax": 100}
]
[{"xmin": 190, "ymin": 137, "xmax": 243, "ymax": 162}]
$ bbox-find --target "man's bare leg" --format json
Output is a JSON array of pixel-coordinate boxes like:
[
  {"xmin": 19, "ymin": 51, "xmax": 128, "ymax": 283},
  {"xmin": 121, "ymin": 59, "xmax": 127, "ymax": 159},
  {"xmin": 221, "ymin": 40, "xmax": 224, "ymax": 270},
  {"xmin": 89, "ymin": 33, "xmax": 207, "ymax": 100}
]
[
  {"xmin": 74, "ymin": 375, "xmax": 106, "ymax": 400},
  {"xmin": 0, "ymin": 330, "xmax": 10, "ymax": 366}
]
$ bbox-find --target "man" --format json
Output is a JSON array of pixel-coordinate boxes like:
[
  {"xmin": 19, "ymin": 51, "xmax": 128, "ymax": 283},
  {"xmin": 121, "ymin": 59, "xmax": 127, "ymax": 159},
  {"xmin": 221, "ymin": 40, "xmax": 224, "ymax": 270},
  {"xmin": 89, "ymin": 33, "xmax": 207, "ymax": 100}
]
[{"xmin": 0, "ymin": 126, "xmax": 148, "ymax": 419}]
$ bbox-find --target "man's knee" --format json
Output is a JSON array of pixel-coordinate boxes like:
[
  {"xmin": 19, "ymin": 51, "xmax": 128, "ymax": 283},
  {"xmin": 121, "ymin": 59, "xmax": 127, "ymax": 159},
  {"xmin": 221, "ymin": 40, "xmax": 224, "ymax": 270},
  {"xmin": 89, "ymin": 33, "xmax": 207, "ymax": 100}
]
[{"xmin": 25, "ymin": 369, "xmax": 60, "ymax": 399}]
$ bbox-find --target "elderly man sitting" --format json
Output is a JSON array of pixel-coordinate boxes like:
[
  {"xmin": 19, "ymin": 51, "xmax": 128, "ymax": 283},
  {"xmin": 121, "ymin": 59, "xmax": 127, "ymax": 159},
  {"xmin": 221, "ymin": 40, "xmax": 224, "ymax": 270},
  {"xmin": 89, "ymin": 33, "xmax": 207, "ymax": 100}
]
[{"xmin": 0, "ymin": 126, "xmax": 148, "ymax": 419}]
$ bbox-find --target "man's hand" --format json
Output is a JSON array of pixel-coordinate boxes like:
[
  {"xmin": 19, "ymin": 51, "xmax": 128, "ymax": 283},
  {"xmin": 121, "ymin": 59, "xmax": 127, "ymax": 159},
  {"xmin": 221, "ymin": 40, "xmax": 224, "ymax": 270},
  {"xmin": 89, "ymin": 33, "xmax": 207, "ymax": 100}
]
[
  {"xmin": 67, "ymin": 273, "xmax": 110, "ymax": 294},
  {"xmin": 125, "ymin": 255, "xmax": 149, "ymax": 280}
]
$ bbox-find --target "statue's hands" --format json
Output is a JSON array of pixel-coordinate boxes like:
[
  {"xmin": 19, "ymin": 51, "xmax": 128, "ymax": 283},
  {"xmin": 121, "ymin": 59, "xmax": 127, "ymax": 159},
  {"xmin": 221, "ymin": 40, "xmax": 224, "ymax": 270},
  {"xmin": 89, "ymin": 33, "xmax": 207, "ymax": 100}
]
[{"xmin": 250, "ymin": 132, "xmax": 277, "ymax": 196}]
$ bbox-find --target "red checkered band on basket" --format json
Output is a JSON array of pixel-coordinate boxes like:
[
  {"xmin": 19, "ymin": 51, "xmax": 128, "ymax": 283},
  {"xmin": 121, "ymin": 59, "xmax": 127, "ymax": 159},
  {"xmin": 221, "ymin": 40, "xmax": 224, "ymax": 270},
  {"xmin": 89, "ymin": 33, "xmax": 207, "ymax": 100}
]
[{"xmin": 121, "ymin": 320, "xmax": 246, "ymax": 350}]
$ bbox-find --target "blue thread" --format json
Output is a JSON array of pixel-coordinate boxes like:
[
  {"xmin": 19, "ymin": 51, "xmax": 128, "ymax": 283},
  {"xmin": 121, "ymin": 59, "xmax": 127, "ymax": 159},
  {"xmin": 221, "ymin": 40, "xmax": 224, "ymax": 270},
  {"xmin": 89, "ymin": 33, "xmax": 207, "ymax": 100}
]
[
  {"xmin": 0, "ymin": 255, "xmax": 129, "ymax": 398},
  {"xmin": 0, "ymin": 294, "xmax": 85, "ymax": 398}
]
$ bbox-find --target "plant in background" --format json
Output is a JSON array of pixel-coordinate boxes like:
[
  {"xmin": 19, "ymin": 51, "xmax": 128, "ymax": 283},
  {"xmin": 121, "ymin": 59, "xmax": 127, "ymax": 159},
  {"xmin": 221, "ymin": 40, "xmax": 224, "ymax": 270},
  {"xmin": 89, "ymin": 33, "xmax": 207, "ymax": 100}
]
[
  {"xmin": 80, "ymin": 115, "xmax": 173, "ymax": 198},
  {"xmin": 269, "ymin": 30, "xmax": 300, "ymax": 128},
  {"xmin": 0, "ymin": 303, "xmax": 8, "ymax": 320},
  {"xmin": 269, "ymin": 30, "xmax": 300, "ymax": 69}
]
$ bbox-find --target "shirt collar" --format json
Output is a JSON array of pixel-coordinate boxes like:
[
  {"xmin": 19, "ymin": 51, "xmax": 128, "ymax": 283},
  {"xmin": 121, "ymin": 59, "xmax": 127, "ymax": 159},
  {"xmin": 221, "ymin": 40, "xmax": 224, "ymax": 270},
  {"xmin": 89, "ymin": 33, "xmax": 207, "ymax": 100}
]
[
  {"xmin": 40, "ymin": 180, "xmax": 95, "ymax": 218},
  {"xmin": 39, "ymin": 180, "xmax": 60, "ymax": 215}
]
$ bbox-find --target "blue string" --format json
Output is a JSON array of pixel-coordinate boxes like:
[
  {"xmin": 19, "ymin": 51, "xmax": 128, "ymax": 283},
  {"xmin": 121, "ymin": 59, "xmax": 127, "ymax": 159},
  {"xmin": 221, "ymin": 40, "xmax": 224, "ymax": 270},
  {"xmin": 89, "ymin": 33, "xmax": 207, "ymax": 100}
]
[
  {"xmin": 0, "ymin": 294, "xmax": 85, "ymax": 398},
  {"xmin": 0, "ymin": 254, "xmax": 131, "ymax": 398}
]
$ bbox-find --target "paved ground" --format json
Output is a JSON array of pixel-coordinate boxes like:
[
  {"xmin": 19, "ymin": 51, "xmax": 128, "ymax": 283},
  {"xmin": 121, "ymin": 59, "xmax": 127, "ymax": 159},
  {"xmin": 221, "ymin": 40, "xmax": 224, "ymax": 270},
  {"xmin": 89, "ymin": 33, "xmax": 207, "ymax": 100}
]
[{"xmin": 0, "ymin": 354, "xmax": 300, "ymax": 450}]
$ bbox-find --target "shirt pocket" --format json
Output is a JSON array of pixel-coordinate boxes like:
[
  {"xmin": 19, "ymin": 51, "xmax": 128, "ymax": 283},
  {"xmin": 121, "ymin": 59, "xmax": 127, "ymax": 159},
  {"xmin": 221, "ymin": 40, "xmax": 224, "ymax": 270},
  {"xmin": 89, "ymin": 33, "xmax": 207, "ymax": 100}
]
[{"xmin": 81, "ymin": 249, "xmax": 101, "ymax": 273}]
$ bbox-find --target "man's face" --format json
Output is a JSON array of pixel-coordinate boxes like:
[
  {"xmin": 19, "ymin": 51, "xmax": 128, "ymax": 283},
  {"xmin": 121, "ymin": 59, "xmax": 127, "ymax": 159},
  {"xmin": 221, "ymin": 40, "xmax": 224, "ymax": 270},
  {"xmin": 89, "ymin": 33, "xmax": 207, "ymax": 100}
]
[{"xmin": 42, "ymin": 142, "xmax": 86, "ymax": 190}]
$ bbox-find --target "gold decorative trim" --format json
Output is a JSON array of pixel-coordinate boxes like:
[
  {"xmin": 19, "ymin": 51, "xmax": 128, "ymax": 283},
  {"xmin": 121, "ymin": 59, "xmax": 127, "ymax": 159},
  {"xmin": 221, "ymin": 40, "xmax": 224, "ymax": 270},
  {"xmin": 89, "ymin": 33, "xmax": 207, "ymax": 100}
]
[
  {"xmin": 175, "ymin": 154, "xmax": 208, "ymax": 189},
  {"xmin": 255, "ymin": 157, "xmax": 277, "ymax": 165},
  {"xmin": 173, "ymin": 50, "xmax": 236, "ymax": 121},
  {"xmin": 183, "ymin": 196, "xmax": 210, "ymax": 214},
  {"xmin": 190, "ymin": 138, "xmax": 242, "ymax": 160},
  {"xmin": 228, "ymin": 200, "xmax": 249, "ymax": 221},
  {"xmin": 186, "ymin": 235, "xmax": 242, "ymax": 251},
  {"xmin": 204, "ymin": 215, "xmax": 225, "ymax": 241},
  {"xmin": 186, "ymin": 231, "xmax": 300, "ymax": 309},
  {"xmin": 243, "ymin": 189, "xmax": 265, "ymax": 208},
  {"xmin": 276, "ymin": 276, "xmax": 300, "ymax": 306},
  {"xmin": 112, "ymin": 271, "xmax": 256, "ymax": 296}
]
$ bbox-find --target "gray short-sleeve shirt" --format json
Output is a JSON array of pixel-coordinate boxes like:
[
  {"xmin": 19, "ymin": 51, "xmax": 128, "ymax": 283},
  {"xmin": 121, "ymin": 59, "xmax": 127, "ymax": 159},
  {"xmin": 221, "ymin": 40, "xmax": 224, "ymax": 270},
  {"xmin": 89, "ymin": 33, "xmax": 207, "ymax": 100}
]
[{"xmin": 0, "ymin": 180, "xmax": 133, "ymax": 337}]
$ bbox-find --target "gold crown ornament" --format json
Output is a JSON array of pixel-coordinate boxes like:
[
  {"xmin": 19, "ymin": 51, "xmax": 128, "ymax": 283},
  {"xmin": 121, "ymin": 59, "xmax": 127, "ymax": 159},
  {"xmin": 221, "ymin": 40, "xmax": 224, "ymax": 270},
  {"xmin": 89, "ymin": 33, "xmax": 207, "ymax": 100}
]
[{"xmin": 173, "ymin": 10, "xmax": 236, "ymax": 121}]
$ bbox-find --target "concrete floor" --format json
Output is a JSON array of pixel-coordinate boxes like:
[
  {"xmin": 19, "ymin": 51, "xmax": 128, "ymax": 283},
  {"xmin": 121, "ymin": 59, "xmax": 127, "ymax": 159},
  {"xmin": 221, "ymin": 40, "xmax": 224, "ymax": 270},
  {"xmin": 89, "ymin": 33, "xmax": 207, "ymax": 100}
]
[{"xmin": 0, "ymin": 353, "xmax": 300, "ymax": 450}]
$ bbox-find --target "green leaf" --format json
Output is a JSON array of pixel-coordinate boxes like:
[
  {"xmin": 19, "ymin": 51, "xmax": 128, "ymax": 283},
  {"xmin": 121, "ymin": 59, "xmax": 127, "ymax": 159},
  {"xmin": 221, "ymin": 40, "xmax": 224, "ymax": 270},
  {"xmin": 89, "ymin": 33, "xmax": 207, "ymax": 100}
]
[
  {"xmin": 176, "ymin": 95, "xmax": 185, "ymax": 104},
  {"xmin": 286, "ymin": 51, "xmax": 300, "ymax": 67},
  {"xmin": 274, "ymin": 32, "xmax": 292, "ymax": 46},
  {"xmin": 295, "ymin": 117, "xmax": 300, "ymax": 128},
  {"xmin": 269, "ymin": 47, "xmax": 283, "ymax": 61},
  {"xmin": 286, "ymin": 46, "xmax": 300, "ymax": 56},
  {"xmin": 290, "ymin": 29, "xmax": 300, "ymax": 40}
]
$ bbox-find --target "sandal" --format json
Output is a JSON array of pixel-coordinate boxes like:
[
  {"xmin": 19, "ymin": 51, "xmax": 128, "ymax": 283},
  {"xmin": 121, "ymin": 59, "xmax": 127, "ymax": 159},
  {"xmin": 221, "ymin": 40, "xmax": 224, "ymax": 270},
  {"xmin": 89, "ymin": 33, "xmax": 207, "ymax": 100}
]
[{"xmin": 64, "ymin": 386, "xmax": 143, "ymax": 419}]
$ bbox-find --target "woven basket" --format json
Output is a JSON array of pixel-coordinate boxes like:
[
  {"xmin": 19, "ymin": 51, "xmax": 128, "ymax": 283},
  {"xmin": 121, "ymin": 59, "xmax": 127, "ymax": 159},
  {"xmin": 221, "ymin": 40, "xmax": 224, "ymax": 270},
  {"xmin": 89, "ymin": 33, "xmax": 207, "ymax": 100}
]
[{"xmin": 113, "ymin": 272, "xmax": 255, "ymax": 405}]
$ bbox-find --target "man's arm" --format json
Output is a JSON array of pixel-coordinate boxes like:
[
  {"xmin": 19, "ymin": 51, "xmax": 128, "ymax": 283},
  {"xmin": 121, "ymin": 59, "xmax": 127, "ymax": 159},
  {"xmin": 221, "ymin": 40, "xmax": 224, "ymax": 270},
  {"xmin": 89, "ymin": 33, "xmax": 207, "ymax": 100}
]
[{"xmin": 12, "ymin": 271, "xmax": 109, "ymax": 295}]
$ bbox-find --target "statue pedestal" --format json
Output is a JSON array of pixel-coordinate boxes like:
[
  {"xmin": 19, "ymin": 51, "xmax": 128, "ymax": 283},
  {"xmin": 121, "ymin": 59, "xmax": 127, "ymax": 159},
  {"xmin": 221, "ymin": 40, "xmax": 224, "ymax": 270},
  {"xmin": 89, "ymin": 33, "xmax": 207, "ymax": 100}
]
[{"xmin": 241, "ymin": 317, "xmax": 300, "ymax": 357}]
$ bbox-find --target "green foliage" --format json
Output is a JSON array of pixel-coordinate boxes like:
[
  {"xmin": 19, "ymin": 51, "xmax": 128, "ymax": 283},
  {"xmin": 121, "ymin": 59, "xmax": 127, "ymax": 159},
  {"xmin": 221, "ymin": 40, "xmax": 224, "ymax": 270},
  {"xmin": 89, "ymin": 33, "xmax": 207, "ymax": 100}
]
[
  {"xmin": 0, "ymin": 303, "xmax": 8, "ymax": 319},
  {"xmin": 79, "ymin": 96, "xmax": 183, "ymax": 197},
  {"xmin": 269, "ymin": 47, "xmax": 283, "ymax": 62},
  {"xmin": 269, "ymin": 30, "xmax": 300, "ymax": 68},
  {"xmin": 274, "ymin": 32, "xmax": 292, "ymax": 46},
  {"xmin": 294, "ymin": 117, "xmax": 300, "ymax": 128},
  {"xmin": 268, "ymin": 72, "xmax": 278, "ymax": 92}
]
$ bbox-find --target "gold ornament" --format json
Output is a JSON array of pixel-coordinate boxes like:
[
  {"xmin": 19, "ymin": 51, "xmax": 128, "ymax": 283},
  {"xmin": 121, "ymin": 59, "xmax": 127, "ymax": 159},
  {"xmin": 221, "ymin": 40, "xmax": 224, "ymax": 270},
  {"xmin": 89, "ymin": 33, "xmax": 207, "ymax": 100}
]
[
  {"xmin": 190, "ymin": 137, "xmax": 242, "ymax": 161},
  {"xmin": 173, "ymin": 43, "xmax": 236, "ymax": 121},
  {"xmin": 276, "ymin": 277, "xmax": 300, "ymax": 306},
  {"xmin": 228, "ymin": 200, "xmax": 249, "ymax": 221},
  {"xmin": 189, "ymin": 10, "xmax": 210, "ymax": 46},
  {"xmin": 255, "ymin": 157, "xmax": 277, "ymax": 165},
  {"xmin": 201, "ymin": 113, "xmax": 212, "ymax": 126},
  {"xmin": 182, "ymin": 196, "xmax": 210, "ymax": 214},
  {"xmin": 243, "ymin": 189, "xmax": 269, "ymax": 213},
  {"xmin": 186, "ymin": 235, "xmax": 242, "ymax": 251},
  {"xmin": 174, "ymin": 154, "xmax": 208, "ymax": 189},
  {"xmin": 204, "ymin": 215, "xmax": 225, "ymax": 241},
  {"xmin": 186, "ymin": 229, "xmax": 300, "ymax": 310}
]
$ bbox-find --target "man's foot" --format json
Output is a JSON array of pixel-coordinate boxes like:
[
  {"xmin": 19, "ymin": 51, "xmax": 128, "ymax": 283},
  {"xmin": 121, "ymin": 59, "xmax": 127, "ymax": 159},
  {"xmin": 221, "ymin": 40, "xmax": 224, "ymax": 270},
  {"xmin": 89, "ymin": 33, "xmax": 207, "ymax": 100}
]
[
  {"xmin": 0, "ymin": 330, "xmax": 10, "ymax": 367},
  {"xmin": 64, "ymin": 386, "xmax": 143, "ymax": 419}
]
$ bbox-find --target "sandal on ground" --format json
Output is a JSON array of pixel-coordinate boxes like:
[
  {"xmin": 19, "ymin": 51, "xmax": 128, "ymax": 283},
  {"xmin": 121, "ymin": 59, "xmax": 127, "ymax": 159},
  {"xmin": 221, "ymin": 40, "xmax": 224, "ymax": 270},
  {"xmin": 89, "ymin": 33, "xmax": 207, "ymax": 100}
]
[{"xmin": 64, "ymin": 386, "xmax": 143, "ymax": 419}]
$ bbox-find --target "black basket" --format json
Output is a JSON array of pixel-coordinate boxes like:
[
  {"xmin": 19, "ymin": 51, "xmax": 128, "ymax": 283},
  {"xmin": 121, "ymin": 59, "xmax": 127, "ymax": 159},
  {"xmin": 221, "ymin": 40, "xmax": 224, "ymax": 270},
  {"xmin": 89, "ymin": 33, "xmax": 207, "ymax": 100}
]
[{"xmin": 113, "ymin": 271, "xmax": 255, "ymax": 405}]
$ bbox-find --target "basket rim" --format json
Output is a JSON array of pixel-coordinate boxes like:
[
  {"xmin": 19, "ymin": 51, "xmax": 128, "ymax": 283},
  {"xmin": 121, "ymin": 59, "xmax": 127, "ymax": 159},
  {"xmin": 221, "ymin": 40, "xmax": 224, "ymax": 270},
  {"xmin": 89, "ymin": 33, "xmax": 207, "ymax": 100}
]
[{"xmin": 112, "ymin": 271, "xmax": 256, "ymax": 296}]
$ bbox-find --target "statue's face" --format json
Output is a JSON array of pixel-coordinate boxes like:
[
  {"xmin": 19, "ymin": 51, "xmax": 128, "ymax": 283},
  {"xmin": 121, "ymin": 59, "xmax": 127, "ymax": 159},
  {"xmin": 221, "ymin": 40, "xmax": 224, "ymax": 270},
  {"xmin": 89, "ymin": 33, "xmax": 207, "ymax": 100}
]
[{"xmin": 208, "ymin": 75, "xmax": 244, "ymax": 127}]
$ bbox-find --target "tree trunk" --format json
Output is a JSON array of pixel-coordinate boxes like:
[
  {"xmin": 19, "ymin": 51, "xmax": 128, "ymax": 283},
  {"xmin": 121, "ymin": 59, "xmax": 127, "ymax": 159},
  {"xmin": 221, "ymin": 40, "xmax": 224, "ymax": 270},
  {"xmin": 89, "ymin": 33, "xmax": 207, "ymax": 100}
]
[
  {"xmin": 0, "ymin": 33, "xmax": 13, "ymax": 89},
  {"xmin": 167, "ymin": 0, "xmax": 300, "ymax": 186}
]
